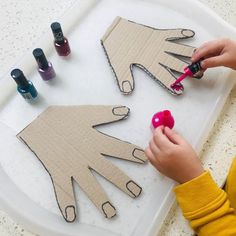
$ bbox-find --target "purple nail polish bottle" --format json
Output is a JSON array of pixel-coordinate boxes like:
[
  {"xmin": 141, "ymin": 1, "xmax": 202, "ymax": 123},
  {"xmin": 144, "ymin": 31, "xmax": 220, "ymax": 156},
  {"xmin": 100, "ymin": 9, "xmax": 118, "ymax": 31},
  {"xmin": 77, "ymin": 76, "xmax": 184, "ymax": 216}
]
[{"xmin": 33, "ymin": 48, "xmax": 56, "ymax": 81}]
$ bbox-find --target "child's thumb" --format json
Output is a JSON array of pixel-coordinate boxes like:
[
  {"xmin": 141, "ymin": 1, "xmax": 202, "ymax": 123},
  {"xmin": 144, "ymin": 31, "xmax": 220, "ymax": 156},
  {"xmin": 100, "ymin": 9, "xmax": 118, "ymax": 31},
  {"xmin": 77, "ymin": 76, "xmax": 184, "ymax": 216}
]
[{"xmin": 164, "ymin": 127, "xmax": 184, "ymax": 145}]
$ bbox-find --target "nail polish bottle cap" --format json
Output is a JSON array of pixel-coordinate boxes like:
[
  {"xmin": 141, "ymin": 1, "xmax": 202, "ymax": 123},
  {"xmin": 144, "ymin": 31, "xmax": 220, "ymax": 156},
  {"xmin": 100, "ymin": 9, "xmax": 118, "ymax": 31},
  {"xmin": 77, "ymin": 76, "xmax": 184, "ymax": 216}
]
[
  {"xmin": 151, "ymin": 110, "xmax": 175, "ymax": 129},
  {"xmin": 51, "ymin": 22, "xmax": 64, "ymax": 43},
  {"xmin": 188, "ymin": 61, "xmax": 202, "ymax": 75},
  {"xmin": 33, "ymin": 48, "xmax": 49, "ymax": 69},
  {"xmin": 11, "ymin": 69, "xmax": 29, "ymax": 88}
]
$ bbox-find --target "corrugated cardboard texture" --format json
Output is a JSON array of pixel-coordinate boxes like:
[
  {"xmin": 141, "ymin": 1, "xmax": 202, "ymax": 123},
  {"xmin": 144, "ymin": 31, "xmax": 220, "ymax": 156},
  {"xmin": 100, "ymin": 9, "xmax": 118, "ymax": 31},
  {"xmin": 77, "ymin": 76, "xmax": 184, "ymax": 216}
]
[
  {"xmin": 101, "ymin": 16, "xmax": 196, "ymax": 95},
  {"xmin": 17, "ymin": 105, "xmax": 147, "ymax": 222}
]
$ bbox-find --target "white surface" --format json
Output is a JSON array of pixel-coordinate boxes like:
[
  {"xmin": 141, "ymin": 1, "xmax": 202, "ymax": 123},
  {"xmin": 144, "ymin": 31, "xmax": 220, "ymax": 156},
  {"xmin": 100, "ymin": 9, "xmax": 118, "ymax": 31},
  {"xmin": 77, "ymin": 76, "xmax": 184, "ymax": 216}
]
[{"xmin": 0, "ymin": 0, "xmax": 236, "ymax": 236}]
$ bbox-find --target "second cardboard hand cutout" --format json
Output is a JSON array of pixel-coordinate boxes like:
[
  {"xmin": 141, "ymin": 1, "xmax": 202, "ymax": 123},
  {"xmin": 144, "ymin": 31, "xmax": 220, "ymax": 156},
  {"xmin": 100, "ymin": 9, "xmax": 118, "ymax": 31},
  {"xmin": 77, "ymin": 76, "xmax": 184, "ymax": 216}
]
[
  {"xmin": 17, "ymin": 105, "xmax": 147, "ymax": 222},
  {"xmin": 101, "ymin": 17, "xmax": 196, "ymax": 95}
]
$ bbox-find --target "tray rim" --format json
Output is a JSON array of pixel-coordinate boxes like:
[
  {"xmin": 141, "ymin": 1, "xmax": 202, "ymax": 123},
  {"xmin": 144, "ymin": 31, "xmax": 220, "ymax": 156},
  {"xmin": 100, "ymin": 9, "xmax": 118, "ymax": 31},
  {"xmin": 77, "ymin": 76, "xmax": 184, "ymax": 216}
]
[{"xmin": 0, "ymin": 0, "xmax": 236, "ymax": 236}]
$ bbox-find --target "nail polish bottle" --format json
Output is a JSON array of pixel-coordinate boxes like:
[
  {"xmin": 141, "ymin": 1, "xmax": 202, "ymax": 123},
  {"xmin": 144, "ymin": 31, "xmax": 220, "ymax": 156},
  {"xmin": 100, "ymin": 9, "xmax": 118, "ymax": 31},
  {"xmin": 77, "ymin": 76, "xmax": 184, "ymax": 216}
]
[
  {"xmin": 33, "ymin": 48, "xmax": 56, "ymax": 81},
  {"xmin": 51, "ymin": 22, "xmax": 71, "ymax": 56},
  {"xmin": 11, "ymin": 69, "xmax": 38, "ymax": 100}
]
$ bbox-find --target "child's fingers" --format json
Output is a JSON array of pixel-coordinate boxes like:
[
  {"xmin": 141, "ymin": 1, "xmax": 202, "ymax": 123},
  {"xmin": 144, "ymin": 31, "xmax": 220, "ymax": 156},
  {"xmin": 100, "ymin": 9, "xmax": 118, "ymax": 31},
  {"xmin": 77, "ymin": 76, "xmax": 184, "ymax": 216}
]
[
  {"xmin": 201, "ymin": 54, "xmax": 227, "ymax": 69},
  {"xmin": 192, "ymin": 40, "xmax": 224, "ymax": 62},
  {"xmin": 149, "ymin": 138, "xmax": 160, "ymax": 156},
  {"xmin": 164, "ymin": 127, "xmax": 185, "ymax": 145},
  {"xmin": 153, "ymin": 126, "xmax": 173, "ymax": 150},
  {"xmin": 145, "ymin": 147, "xmax": 157, "ymax": 165},
  {"xmin": 145, "ymin": 147, "xmax": 163, "ymax": 173}
]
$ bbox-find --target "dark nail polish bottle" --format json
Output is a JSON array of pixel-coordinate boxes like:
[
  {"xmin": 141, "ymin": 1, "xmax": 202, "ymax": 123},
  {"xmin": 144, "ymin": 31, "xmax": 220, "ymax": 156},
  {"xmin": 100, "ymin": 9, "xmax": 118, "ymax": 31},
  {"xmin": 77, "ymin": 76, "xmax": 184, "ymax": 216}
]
[
  {"xmin": 11, "ymin": 69, "xmax": 38, "ymax": 100},
  {"xmin": 51, "ymin": 22, "xmax": 71, "ymax": 56},
  {"xmin": 33, "ymin": 48, "xmax": 56, "ymax": 81}
]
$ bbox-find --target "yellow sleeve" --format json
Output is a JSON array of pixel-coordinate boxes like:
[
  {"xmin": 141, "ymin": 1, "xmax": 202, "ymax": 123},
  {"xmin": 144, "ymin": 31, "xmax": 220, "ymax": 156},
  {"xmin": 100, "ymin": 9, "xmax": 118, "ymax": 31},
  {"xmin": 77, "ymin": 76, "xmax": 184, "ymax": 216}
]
[
  {"xmin": 225, "ymin": 158, "xmax": 236, "ymax": 209},
  {"xmin": 174, "ymin": 171, "xmax": 236, "ymax": 236}
]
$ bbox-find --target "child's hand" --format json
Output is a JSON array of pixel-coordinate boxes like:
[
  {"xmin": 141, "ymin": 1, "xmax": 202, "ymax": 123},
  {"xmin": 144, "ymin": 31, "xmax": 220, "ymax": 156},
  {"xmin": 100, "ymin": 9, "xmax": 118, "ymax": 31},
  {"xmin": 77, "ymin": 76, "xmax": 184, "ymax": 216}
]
[
  {"xmin": 145, "ymin": 126, "xmax": 204, "ymax": 184},
  {"xmin": 192, "ymin": 38, "xmax": 236, "ymax": 70}
]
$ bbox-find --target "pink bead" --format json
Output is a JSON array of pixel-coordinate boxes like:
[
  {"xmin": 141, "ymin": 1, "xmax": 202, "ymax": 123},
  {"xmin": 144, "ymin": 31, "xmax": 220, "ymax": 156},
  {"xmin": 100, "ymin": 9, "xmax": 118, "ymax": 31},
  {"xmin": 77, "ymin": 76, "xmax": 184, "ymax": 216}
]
[{"xmin": 151, "ymin": 110, "xmax": 175, "ymax": 129}]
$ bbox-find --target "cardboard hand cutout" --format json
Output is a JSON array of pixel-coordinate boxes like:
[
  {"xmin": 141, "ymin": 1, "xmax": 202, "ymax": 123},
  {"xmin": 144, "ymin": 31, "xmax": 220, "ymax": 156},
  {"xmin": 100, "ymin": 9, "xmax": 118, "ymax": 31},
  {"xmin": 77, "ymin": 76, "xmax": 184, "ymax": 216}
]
[
  {"xmin": 17, "ymin": 106, "xmax": 146, "ymax": 222},
  {"xmin": 101, "ymin": 17, "xmax": 196, "ymax": 95}
]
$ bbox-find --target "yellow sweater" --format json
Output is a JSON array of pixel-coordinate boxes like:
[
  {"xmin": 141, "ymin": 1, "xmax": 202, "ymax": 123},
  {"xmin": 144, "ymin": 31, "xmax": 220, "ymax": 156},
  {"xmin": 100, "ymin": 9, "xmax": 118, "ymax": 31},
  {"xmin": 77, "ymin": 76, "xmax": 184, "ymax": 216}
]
[{"xmin": 174, "ymin": 158, "xmax": 236, "ymax": 236}]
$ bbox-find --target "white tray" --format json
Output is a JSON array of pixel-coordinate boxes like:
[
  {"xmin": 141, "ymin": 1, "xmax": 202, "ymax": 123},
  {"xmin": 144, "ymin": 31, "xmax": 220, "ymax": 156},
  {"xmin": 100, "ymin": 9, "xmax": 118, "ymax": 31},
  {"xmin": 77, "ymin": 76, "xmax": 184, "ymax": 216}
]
[{"xmin": 0, "ymin": 0, "xmax": 236, "ymax": 236}]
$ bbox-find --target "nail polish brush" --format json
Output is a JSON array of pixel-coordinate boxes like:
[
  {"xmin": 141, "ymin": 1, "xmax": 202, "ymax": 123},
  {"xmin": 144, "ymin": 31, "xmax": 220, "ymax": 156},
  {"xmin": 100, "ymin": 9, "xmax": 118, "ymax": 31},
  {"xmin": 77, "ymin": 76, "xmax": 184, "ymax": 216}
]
[{"xmin": 170, "ymin": 61, "xmax": 202, "ymax": 92}]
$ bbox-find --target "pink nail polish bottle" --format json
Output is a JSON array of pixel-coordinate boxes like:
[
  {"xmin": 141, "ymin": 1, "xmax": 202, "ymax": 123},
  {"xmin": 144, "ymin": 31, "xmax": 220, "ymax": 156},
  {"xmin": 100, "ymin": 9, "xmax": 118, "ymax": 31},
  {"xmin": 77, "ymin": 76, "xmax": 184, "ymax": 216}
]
[
  {"xmin": 51, "ymin": 22, "xmax": 71, "ymax": 56},
  {"xmin": 151, "ymin": 110, "xmax": 175, "ymax": 129}
]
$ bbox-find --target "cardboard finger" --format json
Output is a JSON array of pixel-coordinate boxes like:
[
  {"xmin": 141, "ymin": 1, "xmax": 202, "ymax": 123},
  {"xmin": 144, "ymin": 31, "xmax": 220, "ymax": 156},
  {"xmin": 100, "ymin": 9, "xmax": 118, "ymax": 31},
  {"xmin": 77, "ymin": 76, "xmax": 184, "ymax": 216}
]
[
  {"xmin": 38, "ymin": 105, "xmax": 130, "ymax": 127},
  {"xmin": 120, "ymin": 71, "xmax": 135, "ymax": 94},
  {"xmin": 138, "ymin": 63, "xmax": 183, "ymax": 95},
  {"xmin": 92, "ymin": 105, "xmax": 130, "ymax": 126},
  {"xmin": 73, "ymin": 169, "xmax": 116, "ymax": 219},
  {"xmin": 52, "ymin": 177, "xmax": 76, "ymax": 222},
  {"xmin": 101, "ymin": 16, "xmax": 195, "ymax": 95},
  {"xmin": 165, "ymin": 41, "xmax": 195, "ymax": 58},
  {"xmin": 99, "ymin": 134, "xmax": 146, "ymax": 163},
  {"xmin": 164, "ymin": 29, "xmax": 195, "ymax": 40},
  {"xmin": 162, "ymin": 54, "xmax": 189, "ymax": 73},
  {"xmin": 91, "ymin": 156, "xmax": 142, "ymax": 198}
]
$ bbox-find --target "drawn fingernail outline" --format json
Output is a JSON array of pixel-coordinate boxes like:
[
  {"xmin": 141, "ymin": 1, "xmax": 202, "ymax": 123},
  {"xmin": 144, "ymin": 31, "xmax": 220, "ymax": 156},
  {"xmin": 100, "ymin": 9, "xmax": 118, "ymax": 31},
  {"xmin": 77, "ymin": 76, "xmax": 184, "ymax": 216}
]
[
  {"xmin": 133, "ymin": 148, "xmax": 146, "ymax": 163},
  {"xmin": 102, "ymin": 201, "xmax": 116, "ymax": 218},
  {"xmin": 126, "ymin": 180, "xmax": 142, "ymax": 197},
  {"xmin": 112, "ymin": 106, "xmax": 130, "ymax": 116},
  {"xmin": 65, "ymin": 205, "xmax": 76, "ymax": 222},
  {"xmin": 122, "ymin": 80, "xmax": 133, "ymax": 93}
]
